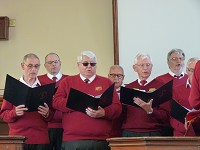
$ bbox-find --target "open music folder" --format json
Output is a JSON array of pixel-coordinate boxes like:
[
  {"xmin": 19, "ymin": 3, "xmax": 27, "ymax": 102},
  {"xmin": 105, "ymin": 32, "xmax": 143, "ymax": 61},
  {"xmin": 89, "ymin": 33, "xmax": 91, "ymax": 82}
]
[
  {"xmin": 170, "ymin": 99, "xmax": 190, "ymax": 124},
  {"xmin": 66, "ymin": 84, "xmax": 115, "ymax": 113},
  {"xmin": 120, "ymin": 80, "xmax": 173, "ymax": 108},
  {"xmin": 3, "ymin": 74, "xmax": 56, "ymax": 112}
]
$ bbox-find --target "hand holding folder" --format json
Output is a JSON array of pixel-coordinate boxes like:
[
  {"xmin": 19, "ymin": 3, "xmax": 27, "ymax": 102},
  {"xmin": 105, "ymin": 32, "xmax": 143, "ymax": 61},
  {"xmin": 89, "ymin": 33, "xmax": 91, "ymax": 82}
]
[
  {"xmin": 66, "ymin": 84, "xmax": 114, "ymax": 113},
  {"xmin": 120, "ymin": 80, "xmax": 173, "ymax": 108},
  {"xmin": 3, "ymin": 74, "xmax": 56, "ymax": 112}
]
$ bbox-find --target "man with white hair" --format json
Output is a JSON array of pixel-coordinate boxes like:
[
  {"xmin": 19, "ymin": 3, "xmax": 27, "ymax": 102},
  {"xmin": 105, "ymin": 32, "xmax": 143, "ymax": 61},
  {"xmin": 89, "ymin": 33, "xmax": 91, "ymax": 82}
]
[
  {"xmin": 121, "ymin": 53, "xmax": 169, "ymax": 137},
  {"xmin": 52, "ymin": 50, "xmax": 122, "ymax": 150}
]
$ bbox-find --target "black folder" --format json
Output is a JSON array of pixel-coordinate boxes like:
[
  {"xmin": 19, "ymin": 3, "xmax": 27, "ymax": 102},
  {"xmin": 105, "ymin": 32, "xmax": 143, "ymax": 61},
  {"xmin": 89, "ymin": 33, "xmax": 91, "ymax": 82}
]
[
  {"xmin": 66, "ymin": 84, "xmax": 115, "ymax": 113},
  {"xmin": 120, "ymin": 80, "xmax": 173, "ymax": 108},
  {"xmin": 170, "ymin": 99, "xmax": 189, "ymax": 124},
  {"xmin": 3, "ymin": 74, "xmax": 56, "ymax": 112}
]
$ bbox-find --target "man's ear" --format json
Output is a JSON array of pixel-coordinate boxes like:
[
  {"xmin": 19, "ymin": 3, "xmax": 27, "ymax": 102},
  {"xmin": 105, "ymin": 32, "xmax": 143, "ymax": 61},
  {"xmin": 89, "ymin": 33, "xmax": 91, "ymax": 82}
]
[
  {"xmin": 21, "ymin": 63, "xmax": 25, "ymax": 70},
  {"xmin": 133, "ymin": 64, "xmax": 137, "ymax": 72},
  {"xmin": 77, "ymin": 62, "xmax": 80, "ymax": 67}
]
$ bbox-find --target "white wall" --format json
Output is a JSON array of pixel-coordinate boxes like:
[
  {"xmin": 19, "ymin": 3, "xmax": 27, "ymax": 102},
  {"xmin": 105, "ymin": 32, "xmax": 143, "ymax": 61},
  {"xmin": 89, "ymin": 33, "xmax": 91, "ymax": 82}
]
[{"xmin": 118, "ymin": 0, "xmax": 200, "ymax": 84}]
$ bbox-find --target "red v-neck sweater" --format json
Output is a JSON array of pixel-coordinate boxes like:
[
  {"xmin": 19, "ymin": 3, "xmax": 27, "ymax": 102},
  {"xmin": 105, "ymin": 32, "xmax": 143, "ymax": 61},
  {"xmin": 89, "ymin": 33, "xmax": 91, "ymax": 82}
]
[
  {"xmin": 52, "ymin": 74, "xmax": 122, "ymax": 141},
  {"xmin": 122, "ymin": 79, "xmax": 170, "ymax": 133}
]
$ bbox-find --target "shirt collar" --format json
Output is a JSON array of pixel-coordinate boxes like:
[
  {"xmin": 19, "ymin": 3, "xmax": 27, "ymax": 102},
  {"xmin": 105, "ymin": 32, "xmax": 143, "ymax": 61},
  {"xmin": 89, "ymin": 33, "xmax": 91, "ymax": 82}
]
[
  {"xmin": 19, "ymin": 76, "xmax": 41, "ymax": 88},
  {"xmin": 137, "ymin": 77, "xmax": 153, "ymax": 86},
  {"xmin": 47, "ymin": 72, "xmax": 62, "ymax": 81},
  {"xmin": 169, "ymin": 71, "xmax": 185, "ymax": 79},
  {"xmin": 80, "ymin": 74, "xmax": 96, "ymax": 84}
]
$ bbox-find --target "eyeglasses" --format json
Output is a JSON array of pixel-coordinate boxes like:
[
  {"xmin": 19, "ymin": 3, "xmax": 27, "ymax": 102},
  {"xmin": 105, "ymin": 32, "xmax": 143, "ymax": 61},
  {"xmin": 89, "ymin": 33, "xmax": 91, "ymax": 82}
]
[
  {"xmin": 187, "ymin": 68, "xmax": 194, "ymax": 73},
  {"xmin": 45, "ymin": 60, "xmax": 60, "ymax": 65},
  {"xmin": 135, "ymin": 63, "xmax": 152, "ymax": 68},
  {"xmin": 24, "ymin": 63, "xmax": 40, "ymax": 69},
  {"xmin": 170, "ymin": 57, "xmax": 185, "ymax": 62},
  {"xmin": 82, "ymin": 62, "xmax": 96, "ymax": 67},
  {"xmin": 109, "ymin": 74, "xmax": 124, "ymax": 79}
]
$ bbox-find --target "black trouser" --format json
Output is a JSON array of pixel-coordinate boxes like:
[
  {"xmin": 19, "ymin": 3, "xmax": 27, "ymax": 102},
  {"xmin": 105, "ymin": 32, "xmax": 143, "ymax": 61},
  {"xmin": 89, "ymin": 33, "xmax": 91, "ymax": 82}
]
[
  {"xmin": 61, "ymin": 140, "xmax": 110, "ymax": 150},
  {"xmin": 48, "ymin": 128, "xmax": 63, "ymax": 150},
  {"xmin": 24, "ymin": 144, "xmax": 50, "ymax": 150},
  {"xmin": 122, "ymin": 129, "xmax": 161, "ymax": 137}
]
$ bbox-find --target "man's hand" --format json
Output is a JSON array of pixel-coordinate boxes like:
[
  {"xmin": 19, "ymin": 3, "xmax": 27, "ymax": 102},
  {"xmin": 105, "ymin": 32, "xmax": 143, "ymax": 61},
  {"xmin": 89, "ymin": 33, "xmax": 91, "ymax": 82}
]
[
  {"xmin": 15, "ymin": 105, "xmax": 28, "ymax": 116},
  {"xmin": 133, "ymin": 97, "xmax": 153, "ymax": 114},
  {"xmin": 38, "ymin": 103, "xmax": 49, "ymax": 118},
  {"xmin": 85, "ymin": 106, "xmax": 105, "ymax": 118}
]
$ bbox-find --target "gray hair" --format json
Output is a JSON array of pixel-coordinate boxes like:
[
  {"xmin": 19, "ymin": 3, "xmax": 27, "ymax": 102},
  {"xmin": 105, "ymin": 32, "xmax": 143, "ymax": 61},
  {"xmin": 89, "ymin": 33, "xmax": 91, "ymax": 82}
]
[
  {"xmin": 186, "ymin": 57, "xmax": 199, "ymax": 68},
  {"xmin": 133, "ymin": 53, "xmax": 152, "ymax": 65},
  {"xmin": 109, "ymin": 65, "xmax": 124, "ymax": 75},
  {"xmin": 77, "ymin": 50, "xmax": 97, "ymax": 62},
  {"xmin": 23, "ymin": 53, "xmax": 39, "ymax": 63},
  {"xmin": 167, "ymin": 49, "xmax": 185, "ymax": 61}
]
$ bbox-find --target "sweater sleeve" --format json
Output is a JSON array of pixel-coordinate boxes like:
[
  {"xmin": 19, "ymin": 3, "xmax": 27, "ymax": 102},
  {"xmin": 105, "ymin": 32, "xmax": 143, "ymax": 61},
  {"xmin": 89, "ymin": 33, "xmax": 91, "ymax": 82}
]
[
  {"xmin": 0, "ymin": 100, "xmax": 18, "ymax": 123},
  {"xmin": 189, "ymin": 61, "xmax": 200, "ymax": 109}
]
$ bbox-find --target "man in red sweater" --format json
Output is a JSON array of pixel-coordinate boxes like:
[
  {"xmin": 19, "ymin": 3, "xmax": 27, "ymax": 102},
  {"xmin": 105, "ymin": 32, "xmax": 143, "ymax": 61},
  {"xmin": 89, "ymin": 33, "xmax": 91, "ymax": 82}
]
[
  {"xmin": 189, "ymin": 60, "xmax": 200, "ymax": 110},
  {"xmin": 52, "ymin": 51, "xmax": 122, "ymax": 150},
  {"xmin": 171, "ymin": 57, "xmax": 199, "ymax": 136},
  {"xmin": 0, "ymin": 53, "xmax": 53, "ymax": 150},
  {"xmin": 38, "ymin": 53, "xmax": 68, "ymax": 150},
  {"xmin": 108, "ymin": 65, "xmax": 125, "ymax": 137},
  {"xmin": 121, "ymin": 53, "xmax": 169, "ymax": 137},
  {"xmin": 156, "ymin": 49, "xmax": 188, "ymax": 135}
]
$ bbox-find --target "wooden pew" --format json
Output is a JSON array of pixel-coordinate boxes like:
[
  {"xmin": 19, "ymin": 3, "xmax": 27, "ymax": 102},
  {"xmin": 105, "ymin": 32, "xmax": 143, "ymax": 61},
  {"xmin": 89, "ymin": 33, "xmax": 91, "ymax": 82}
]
[
  {"xmin": 107, "ymin": 137, "xmax": 200, "ymax": 150},
  {"xmin": 0, "ymin": 136, "xmax": 26, "ymax": 150}
]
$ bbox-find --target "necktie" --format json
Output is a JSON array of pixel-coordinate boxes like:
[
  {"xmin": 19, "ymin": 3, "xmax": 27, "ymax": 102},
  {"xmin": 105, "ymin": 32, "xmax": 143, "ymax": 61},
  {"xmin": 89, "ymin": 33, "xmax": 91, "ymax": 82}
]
[
  {"xmin": 52, "ymin": 77, "xmax": 57, "ymax": 82},
  {"xmin": 140, "ymin": 80, "xmax": 147, "ymax": 86},
  {"xmin": 84, "ymin": 78, "xmax": 90, "ymax": 83},
  {"xmin": 174, "ymin": 74, "xmax": 183, "ymax": 79}
]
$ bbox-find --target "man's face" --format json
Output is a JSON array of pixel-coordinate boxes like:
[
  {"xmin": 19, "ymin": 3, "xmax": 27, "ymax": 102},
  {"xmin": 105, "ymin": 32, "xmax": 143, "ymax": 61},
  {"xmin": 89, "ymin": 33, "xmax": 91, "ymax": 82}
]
[
  {"xmin": 133, "ymin": 57, "xmax": 152, "ymax": 80},
  {"xmin": 186, "ymin": 60, "xmax": 198, "ymax": 84},
  {"xmin": 168, "ymin": 52, "xmax": 185, "ymax": 75},
  {"xmin": 21, "ymin": 57, "xmax": 40, "ymax": 79},
  {"xmin": 108, "ymin": 67, "xmax": 124, "ymax": 89},
  {"xmin": 44, "ymin": 54, "xmax": 61, "ymax": 75},
  {"xmin": 77, "ymin": 55, "xmax": 97, "ymax": 78}
]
